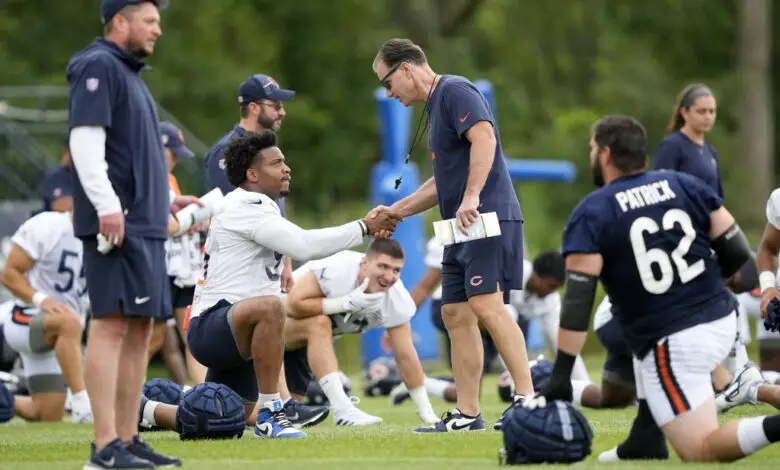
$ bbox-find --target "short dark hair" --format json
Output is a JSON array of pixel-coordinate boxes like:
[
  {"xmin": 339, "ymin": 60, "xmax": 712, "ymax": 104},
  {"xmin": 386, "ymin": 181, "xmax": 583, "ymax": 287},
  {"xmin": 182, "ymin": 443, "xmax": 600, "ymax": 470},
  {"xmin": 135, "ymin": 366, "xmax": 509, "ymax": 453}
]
[
  {"xmin": 592, "ymin": 115, "xmax": 647, "ymax": 172},
  {"xmin": 366, "ymin": 238, "xmax": 405, "ymax": 260},
  {"xmin": 666, "ymin": 84, "xmax": 714, "ymax": 134},
  {"xmin": 223, "ymin": 131, "xmax": 278, "ymax": 187},
  {"xmin": 239, "ymin": 104, "xmax": 250, "ymax": 118},
  {"xmin": 532, "ymin": 251, "xmax": 565, "ymax": 285},
  {"xmin": 374, "ymin": 38, "xmax": 427, "ymax": 70}
]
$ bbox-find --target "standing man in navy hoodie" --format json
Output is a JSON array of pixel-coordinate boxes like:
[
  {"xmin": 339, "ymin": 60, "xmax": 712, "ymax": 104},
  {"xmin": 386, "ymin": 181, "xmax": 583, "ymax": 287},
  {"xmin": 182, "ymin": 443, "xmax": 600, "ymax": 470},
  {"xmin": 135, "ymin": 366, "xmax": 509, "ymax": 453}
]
[{"xmin": 67, "ymin": 1, "xmax": 192, "ymax": 468}]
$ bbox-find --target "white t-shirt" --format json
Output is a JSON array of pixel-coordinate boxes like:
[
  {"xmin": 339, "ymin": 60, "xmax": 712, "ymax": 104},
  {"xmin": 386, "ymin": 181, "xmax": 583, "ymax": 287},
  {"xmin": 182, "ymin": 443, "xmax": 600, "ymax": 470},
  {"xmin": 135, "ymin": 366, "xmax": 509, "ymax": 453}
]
[
  {"xmin": 294, "ymin": 250, "xmax": 416, "ymax": 336},
  {"xmin": 10, "ymin": 211, "xmax": 89, "ymax": 324},
  {"xmin": 190, "ymin": 188, "xmax": 365, "ymax": 318}
]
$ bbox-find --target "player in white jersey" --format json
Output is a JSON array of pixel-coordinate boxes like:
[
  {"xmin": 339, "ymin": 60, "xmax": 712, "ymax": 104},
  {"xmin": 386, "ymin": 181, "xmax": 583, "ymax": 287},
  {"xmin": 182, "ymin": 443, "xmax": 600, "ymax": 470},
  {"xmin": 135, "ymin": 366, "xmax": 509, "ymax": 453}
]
[
  {"xmin": 0, "ymin": 211, "xmax": 92, "ymax": 423},
  {"xmin": 734, "ymin": 287, "xmax": 780, "ymax": 383},
  {"xmin": 756, "ymin": 188, "xmax": 780, "ymax": 368},
  {"xmin": 183, "ymin": 131, "xmax": 399, "ymax": 439},
  {"xmin": 284, "ymin": 238, "xmax": 438, "ymax": 426}
]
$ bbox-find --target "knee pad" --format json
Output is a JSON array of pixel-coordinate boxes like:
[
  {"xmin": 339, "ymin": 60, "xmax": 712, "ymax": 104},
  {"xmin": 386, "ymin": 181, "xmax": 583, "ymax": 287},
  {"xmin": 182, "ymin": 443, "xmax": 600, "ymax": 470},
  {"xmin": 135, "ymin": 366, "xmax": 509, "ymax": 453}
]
[
  {"xmin": 176, "ymin": 382, "xmax": 246, "ymax": 440},
  {"xmin": 143, "ymin": 378, "xmax": 183, "ymax": 405},
  {"xmin": 0, "ymin": 381, "xmax": 14, "ymax": 423},
  {"xmin": 500, "ymin": 399, "xmax": 593, "ymax": 465}
]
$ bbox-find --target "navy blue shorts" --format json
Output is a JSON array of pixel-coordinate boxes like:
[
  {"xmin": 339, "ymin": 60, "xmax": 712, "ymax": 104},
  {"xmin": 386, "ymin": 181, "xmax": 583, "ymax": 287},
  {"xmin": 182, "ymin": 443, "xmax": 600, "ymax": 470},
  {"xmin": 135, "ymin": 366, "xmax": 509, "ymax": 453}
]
[
  {"xmin": 186, "ymin": 299, "xmax": 257, "ymax": 402},
  {"xmin": 595, "ymin": 317, "xmax": 635, "ymax": 389},
  {"xmin": 169, "ymin": 277, "xmax": 195, "ymax": 310},
  {"xmin": 81, "ymin": 235, "xmax": 171, "ymax": 320},
  {"xmin": 441, "ymin": 221, "xmax": 524, "ymax": 305}
]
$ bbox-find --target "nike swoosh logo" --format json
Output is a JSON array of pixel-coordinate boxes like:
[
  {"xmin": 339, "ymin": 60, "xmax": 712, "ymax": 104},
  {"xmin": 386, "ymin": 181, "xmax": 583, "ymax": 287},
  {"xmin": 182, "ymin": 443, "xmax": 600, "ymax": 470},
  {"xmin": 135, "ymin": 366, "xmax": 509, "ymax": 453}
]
[
  {"xmin": 100, "ymin": 457, "xmax": 116, "ymax": 467},
  {"xmin": 257, "ymin": 423, "xmax": 272, "ymax": 434},
  {"xmin": 459, "ymin": 112, "xmax": 470, "ymax": 123},
  {"xmin": 288, "ymin": 412, "xmax": 299, "ymax": 420},
  {"xmin": 134, "ymin": 296, "xmax": 151, "ymax": 304},
  {"xmin": 449, "ymin": 419, "xmax": 474, "ymax": 431}
]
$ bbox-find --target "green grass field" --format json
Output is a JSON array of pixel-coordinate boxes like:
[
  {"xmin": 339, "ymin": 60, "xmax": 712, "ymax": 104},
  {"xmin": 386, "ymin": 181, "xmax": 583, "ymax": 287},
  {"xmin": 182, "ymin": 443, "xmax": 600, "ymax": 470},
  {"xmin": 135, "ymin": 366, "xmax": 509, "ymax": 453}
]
[{"xmin": 2, "ymin": 358, "xmax": 780, "ymax": 470}]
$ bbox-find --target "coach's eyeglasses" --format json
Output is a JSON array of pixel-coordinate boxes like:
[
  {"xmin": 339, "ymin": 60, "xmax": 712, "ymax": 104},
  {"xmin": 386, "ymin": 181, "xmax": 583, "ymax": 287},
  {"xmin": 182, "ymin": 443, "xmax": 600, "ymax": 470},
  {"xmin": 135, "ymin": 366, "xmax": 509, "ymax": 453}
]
[
  {"xmin": 259, "ymin": 101, "xmax": 284, "ymax": 111},
  {"xmin": 380, "ymin": 62, "xmax": 404, "ymax": 90}
]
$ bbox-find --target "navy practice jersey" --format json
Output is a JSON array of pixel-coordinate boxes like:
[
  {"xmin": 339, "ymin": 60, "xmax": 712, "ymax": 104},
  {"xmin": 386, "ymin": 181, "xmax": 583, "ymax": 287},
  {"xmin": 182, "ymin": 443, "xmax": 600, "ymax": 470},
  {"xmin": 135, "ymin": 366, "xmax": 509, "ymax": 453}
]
[
  {"xmin": 426, "ymin": 75, "xmax": 522, "ymax": 222},
  {"xmin": 204, "ymin": 124, "xmax": 286, "ymax": 217},
  {"xmin": 41, "ymin": 165, "xmax": 72, "ymax": 211},
  {"xmin": 653, "ymin": 131, "xmax": 723, "ymax": 198},
  {"xmin": 562, "ymin": 170, "xmax": 735, "ymax": 358},
  {"xmin": 66, "ymin": 38, "xmax": 169, "ymax": 239}
]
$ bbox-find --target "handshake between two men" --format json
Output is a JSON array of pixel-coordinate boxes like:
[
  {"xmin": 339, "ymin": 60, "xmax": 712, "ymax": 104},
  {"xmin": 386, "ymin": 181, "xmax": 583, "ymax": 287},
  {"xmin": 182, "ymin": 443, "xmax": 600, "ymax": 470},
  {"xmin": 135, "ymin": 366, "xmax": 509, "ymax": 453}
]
[{"xmin": 362, "ymin": 205, "xmax": 404, "ymax": 239}]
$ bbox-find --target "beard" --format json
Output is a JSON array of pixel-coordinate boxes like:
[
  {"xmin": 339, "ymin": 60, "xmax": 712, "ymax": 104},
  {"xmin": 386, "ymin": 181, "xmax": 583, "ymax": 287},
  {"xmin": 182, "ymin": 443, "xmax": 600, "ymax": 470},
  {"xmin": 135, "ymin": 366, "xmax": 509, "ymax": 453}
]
[
  {"xmin": 257, "ymin": 114, "xmax": 278, "ymax": 131},
  {"xmin": 127, "ymin": 38, "xmax": 152, "ymax": 58},
  {"xmin": 591, "ymin": 161, "xmax": 605, "ymax": 188}
]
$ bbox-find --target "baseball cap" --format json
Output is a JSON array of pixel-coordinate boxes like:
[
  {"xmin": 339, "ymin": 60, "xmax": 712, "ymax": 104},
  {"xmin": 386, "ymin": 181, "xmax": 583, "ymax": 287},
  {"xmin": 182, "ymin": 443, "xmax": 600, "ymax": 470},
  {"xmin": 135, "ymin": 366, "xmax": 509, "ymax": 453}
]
[
  {"xmin": 101, "ymin": 0, "xmax": 169, "ymax": 25},
  {"xmin": 238, "ymin": 74, "xmax": 295, "ymax": 104},
  {"xmin": 159, "ymin": 121, "xmax": 194, "ymax": 160}
]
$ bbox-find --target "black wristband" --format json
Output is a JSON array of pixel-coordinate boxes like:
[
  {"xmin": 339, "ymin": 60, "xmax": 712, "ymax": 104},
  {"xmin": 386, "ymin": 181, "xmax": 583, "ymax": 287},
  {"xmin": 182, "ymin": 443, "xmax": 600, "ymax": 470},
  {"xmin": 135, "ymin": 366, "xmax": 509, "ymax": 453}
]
[
  {"xmin": 358, "ymin": 219, "xmax": 368, "ymax": 237},
  {"xmin": 552, "ymin": 350, "xmax": 577, "ymax": 383}
]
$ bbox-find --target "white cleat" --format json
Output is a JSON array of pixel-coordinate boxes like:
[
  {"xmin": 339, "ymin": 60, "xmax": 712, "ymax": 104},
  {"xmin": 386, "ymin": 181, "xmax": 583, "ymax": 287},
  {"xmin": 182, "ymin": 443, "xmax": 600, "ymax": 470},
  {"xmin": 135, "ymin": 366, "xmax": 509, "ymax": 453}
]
[
  {"xmin": 716, "ymin": 364, "xmax": 764, "ymax": 413},
  {"xmin": 598, "ymin": 447, "xmax": 620, "ymax": 462},
  {"xmin": 334, "ymin": 407, "xmax": 383, "ymax": 426}
]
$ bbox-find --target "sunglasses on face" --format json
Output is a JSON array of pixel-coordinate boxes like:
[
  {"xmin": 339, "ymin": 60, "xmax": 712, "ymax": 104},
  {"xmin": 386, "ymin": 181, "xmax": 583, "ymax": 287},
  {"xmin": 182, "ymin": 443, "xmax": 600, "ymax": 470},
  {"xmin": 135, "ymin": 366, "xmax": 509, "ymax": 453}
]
[
  {"xmin": 258, "ymin": 101, "xmax": 284, "ymax": 111},
  {"xmin": 380, "ymin": 62, "xmax": 403, "ymax": 90}
]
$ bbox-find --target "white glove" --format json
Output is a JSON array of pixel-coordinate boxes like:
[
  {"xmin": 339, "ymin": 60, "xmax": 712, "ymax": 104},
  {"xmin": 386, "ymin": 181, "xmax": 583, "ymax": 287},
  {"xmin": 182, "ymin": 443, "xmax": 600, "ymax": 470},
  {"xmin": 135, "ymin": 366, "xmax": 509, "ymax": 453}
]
[{"xmin": 323, "ymin": 279, "xmax": 386, "ymax": 316}]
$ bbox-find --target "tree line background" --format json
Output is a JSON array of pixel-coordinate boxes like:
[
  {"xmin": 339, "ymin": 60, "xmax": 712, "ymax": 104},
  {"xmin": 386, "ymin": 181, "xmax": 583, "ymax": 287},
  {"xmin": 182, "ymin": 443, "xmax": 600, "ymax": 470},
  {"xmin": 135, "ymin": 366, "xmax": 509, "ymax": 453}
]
[{"xmin": 0, "ymin": 0, "xmax": 774, "ymax": 248}]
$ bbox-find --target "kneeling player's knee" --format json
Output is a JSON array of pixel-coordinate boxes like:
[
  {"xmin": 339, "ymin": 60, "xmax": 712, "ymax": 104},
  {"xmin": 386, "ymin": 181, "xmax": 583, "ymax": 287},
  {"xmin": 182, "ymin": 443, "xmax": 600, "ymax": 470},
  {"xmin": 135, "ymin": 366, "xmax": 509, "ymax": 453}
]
[
  {"xmin": 57, "ymin": 314, "xmax": 82, "ymax": 340},
  {"xmin": 310, "ymin": 315, "xmax": 332, "ymax": 337}
]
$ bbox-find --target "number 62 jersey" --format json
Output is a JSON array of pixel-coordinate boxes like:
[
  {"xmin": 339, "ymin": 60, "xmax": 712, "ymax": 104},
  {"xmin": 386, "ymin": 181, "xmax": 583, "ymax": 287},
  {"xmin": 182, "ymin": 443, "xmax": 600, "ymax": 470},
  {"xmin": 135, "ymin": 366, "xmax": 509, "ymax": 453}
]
[{"xmin": 562, "ymin": 170, "xmax": 736, "ymax": 359}]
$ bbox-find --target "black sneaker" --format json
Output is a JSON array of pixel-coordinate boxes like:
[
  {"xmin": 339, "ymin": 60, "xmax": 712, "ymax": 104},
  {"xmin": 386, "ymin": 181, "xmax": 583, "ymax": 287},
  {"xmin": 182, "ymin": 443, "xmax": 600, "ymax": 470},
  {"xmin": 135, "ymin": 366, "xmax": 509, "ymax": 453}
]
[
  {"xmin": 125, "ymin": 435, "xmax": 182, "ymax": 468},
  {"xmin": 84, "ymin": 438, "xmax": 154, "ymax": 469},
  {"xmin": 284, "ymin": 397, "xmax": 329, "ymax": 428}
]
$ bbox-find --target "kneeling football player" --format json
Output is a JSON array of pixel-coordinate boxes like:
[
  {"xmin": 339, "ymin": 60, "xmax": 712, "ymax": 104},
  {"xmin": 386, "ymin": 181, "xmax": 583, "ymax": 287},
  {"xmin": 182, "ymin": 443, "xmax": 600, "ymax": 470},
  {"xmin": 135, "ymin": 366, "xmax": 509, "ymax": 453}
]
[{"xmin": 283, "ymin": 238, "xmax": 439, "ymax": 426}]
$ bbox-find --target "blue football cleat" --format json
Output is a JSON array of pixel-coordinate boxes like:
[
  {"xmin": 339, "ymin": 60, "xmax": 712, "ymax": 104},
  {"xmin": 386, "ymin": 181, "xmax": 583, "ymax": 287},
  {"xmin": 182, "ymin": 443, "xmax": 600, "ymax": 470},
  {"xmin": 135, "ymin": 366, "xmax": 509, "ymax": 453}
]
[
  {"xmin": 254, "ymin": 399, "xmax": 306, "ymax": 439},
  {"xmin": 414, "ymin": 409, "xmax": 486, "ymax": 433},
  {"xmin": 84, "ymin": 438, "xmax": 153, "ymax": 469}
]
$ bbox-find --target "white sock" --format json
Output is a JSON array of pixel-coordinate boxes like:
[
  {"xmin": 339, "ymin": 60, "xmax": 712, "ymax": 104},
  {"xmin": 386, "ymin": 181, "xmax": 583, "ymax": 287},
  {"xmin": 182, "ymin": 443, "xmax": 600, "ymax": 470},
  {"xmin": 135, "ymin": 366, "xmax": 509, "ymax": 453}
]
[
  {"xmin": 424, "ymin": 377, "xmax": 450, "ymax": 400},
  {"xmin": 71, "ymin": 389, "xmax": 90, "ymax": 405},
  {"xmin": 143, "ymin": 400, "xmax": 161, "ymax": 426},
  {"xmin": 762, "ymin": 370, "xmax": 780, "ymax": 384},
  {"xmin": 571, "ymin": 380, "xmax": 590, "ymax": 406},
  {"xmin": 320, "ymin": 372, "xmax": 353, "ymax": 412},
  {"xmin": 737, "ymin": 416, "xmax": 770, "ymax": 455},
  {"xmin": 182, "ymin": 385, "xmax": 192, "ymax": 393},
  {"xmin": 259, "ymin": 393, "xmax": 282, "ymax": 409},
  {"xmin": 409, "ymin": 386, "xmax": 434, "ymax": 414}
]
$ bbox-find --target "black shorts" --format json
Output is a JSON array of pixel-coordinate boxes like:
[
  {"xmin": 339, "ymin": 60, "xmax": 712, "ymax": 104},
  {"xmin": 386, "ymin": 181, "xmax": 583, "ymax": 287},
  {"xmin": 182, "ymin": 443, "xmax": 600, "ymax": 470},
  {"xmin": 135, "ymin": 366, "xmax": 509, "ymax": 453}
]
[
  {"xmin": 595, "ymin": 317, "xmax": 635, "ymax": 389},
  {"xmin": 186, "ymin": 299, "xmax": 256, "ymax": 403},
  {"xmin": 284, "ymin": 347, "xmax": 314, "ymax": 396},
  {"xmin": 441, "ymin": 221, "xmax": 524, "ymax": 305},
  {"xmin": 82, "ymin": 235, "xmax": 171, "ymax": 320},
  {"xmin": 169, "ymin": 277, "xmax": 195, "ymax": 310}
]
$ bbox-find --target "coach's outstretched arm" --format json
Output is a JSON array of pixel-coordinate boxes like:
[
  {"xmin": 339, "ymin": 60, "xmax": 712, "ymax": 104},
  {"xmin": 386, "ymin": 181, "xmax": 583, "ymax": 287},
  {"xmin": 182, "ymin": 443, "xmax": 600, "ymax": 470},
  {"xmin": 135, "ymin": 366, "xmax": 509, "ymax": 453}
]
[
  {"xmin": 250, "ymin": 212, "xmax": 398, "ymax": 262},
  {"xmin": 372, "ymin": 177, "xmax": 438, "ymax": 221}
]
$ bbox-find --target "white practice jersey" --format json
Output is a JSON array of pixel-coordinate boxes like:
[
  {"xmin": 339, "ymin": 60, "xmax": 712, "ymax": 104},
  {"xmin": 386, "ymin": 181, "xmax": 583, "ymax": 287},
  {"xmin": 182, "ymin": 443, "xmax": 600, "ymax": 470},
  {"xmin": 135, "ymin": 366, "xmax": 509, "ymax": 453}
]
[
  {"xmin": 508, "ymin": 259, "xmax": 561, "ymax": 321},
  {"xmin": 294, "ymin": 250, "xmax": 416, "ymax": 336},
  {"xmin": 191, "ymin": 188, "xmax": 365, "ymax": 319},
  {"xmin": 424, "ymin": 237, "xmax": 444, "ymax": 300},
  {"xmin": 10, "ymin": 212, "xmax": 89, "ymax": 324},
  {"xmin": 767, "ymin": 188, "xmax": 780, "ymax": 231},
  {"xmin": 166, "ymin": 231, "xmax": 203, "ymax": 287}
]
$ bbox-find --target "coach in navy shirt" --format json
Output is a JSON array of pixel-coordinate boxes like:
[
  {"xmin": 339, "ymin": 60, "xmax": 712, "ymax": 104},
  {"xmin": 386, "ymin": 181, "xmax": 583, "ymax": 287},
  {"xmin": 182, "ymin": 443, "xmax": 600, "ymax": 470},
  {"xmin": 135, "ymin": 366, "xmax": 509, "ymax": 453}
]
[
  {"xmin": 371, "ymin": 38, "xmax": 533, "ymax": 433},
  {"xmin": 66, "ymin": 1, "xmax": 184, "ymax": 468},
  {"xmin": 40, "ymin": 136, "xmax": 74, "ymax": 212},
  {"xmin": 204, "ymin": 73, "xmax": 296, "ymax": 289},
  {"xmin": 653, "ymin": 84, "xmax": 723, "ymax": 198}
]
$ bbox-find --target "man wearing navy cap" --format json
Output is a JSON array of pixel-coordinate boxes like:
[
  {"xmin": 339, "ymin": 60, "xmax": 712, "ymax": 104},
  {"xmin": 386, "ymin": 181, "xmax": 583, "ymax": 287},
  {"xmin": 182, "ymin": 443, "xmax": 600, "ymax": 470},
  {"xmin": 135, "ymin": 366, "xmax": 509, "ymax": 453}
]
[
  {"xmin": 40, "ymin": 137, "xmax": 74, "ymax": 213},
  {"xmin": 66, "ymin": 1, "xmax": 188, "ymax": 468}
]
